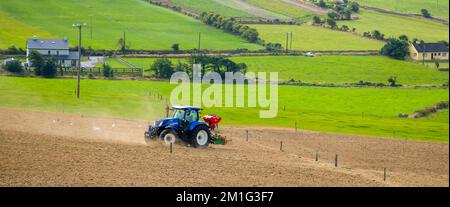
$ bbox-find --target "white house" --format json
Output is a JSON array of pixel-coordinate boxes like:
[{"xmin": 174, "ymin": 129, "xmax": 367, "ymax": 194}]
[{"xmin": 26, "ymin": 37, "xmax": 79, "ymax": 67}]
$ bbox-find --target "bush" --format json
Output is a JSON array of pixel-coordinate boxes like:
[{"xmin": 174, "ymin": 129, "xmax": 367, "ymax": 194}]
[
  {"xmin": 41, "ymin": 59, "xmax": 57, "ymax": 78},
  {"xmin": 265, "ymin": 42, "xmax": 283, "ymax": 51},
  {"xmin": 200, "ymin": 12, "xmax": 261, "ymax": 43},
  {"xmin": 313, "ymin": 16, "xmax": 323, "ymax": 24},
  {"xmin": 381, "ymin": 38, "xmax": 409, "ymax": 60},
  {"xmin": 102, "ymin": 63, "xmax": 113, "ymax": 78},
  {"xmin": 326, "ymin": 18, "xmax": 337, "ymax": 29},
  {"xmin": 388, "ymin": 76, "xmax": 399, "ymax": 87},
  {"xmin": 2, "ymin": 60, "xmax": 23, "ymax": 73},
  {"xmin": 421, "ymin": 9, "xmax": 431, "ymax": 18},
  {"xmin": 150, "ymin": 58, "xmax": 174, "ymax": 79},
  {"xmin": 171, "ymin": 43, "xmax": 180, "ymax": 52}
]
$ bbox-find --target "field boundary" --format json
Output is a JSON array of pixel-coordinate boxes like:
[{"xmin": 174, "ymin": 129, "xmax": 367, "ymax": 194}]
[{"xmin": 360, "ymin": 5, "xmax": 449, "ymax": 25}]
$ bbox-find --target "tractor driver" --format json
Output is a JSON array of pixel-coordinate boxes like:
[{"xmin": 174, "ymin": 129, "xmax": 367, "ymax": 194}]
[{"xmin": 185, "ymin": 110, "xmax": 198, "ymax": 123}]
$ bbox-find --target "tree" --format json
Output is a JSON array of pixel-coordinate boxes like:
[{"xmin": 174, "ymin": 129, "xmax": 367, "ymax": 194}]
[
  {"xmin": 41, "ymin": 59, "xmax": 57, "ymax": 78},
  {"xmin": 28, "ymin": 50, "xmax": 45, "ymax": 76},
  {"xmin": 348, "ymin": 2, "xmax": 359, "ymax": 13},
  {"xmin": 312, "ymin": 16, "xmax": 322, "ymax": 24},
  {"xmin": 171, "ymin": 43, "xmax": 180, "ymax": 52},
  {"xmin": 421, "ymin": 9, "xmax": 431, "ymax": 18},
  {"xmin": 265, "ymin": 42, "xmax": 282, "ymax": 51},
  {"xmin": 399, "ymin": 35, "xmax": 409, "ymax": 42},
  {"xmin": 388, "ymin": 76, "xmax": 398, "ymax": 87},
  {"xmin": 371, "ymin": 30, "xmax": 384, "ymax": 40},
  {"xmin": 381, "ymin": 38, "xmax": 409, "ymax": 60},
  {"xmin": 340, "ymin": 25, "xmax": 350, "ymax": 32},
  {"xmin": 327, "ymin": 11, "xmax": 340, "ymax": 20},
  {"xmin": 2, "ymin": 60, "xmax": 23, "ymax": 73},
  {"xmin": 150, "ymin": 58, "xmax": 174, "ymax": 79},
  {"xmin": 318, "ymin": 0, "xmax": 327, "ymax": 8},
  {"xmin": 326, "ymin": 18, "xmax": 337, "ymax": 29}
]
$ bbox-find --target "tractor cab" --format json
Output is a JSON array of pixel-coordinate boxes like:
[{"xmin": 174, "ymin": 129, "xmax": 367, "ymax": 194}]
[{"xmin": 172, "ymin": 106, "xmax": 200, "ymax": 124}]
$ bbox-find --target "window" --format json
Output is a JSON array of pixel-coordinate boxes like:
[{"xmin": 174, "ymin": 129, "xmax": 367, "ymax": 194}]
[
  {"xmin": 185, "ymin": 110, "xmax": 198, "ymax": 123},
  {"xmin": 442, "ymin": 53, "xmax": 447, "ymax": 57}
]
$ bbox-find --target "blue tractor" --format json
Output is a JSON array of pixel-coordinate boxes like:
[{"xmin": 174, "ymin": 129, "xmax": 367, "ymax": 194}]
[{"xmin": 145, "ymin": 106, "xmax": 215, "ymax": 148}]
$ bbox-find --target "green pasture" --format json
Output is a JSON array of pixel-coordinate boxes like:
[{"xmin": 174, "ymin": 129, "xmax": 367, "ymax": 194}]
[
  {"xmin": 248, "ymin": 24, "xmax": 384, "ymax": 51},
  {"xmin": 242, "ymin": 0, "xmax": 315, "ymax": 22},
  {"xmin": 355, "ymin": 0, "xmax": 449, "ymax": 19},
  {"xmin": 96, "ymin": 56, "xmax": 449, "ymax": 86},
  {"xmin": 0, "ymin": 76, "xmax": 447, "ymax": 141},
  {"xmin": 0, "ymin": 0, "xmax": 262, "ymax": 50},
  {"xmin": 230, "ymin": 55, "xmax": 449, "ymax": 86},
  {"xmin": 342, "ymin": 9, "xmax": 449, "ymax": 42}
]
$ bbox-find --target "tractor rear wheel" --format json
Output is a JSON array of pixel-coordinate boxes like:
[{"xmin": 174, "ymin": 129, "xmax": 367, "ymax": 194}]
[
  {"xmin": 160, "ymin": 129, "xmax": 179, "ymax": 145},
  {"xmin": 190, "ymin": 125, "xmax": 211, "ymax": 148}
]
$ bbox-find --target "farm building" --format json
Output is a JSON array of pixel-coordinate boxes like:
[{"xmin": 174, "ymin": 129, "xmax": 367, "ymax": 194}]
[
  {"xmin": 409, "ymin": 42, "xmax": 449, "ymax": 62},
  {"xmin": 26, "ymin": 37, "xmax": 79, "ymax": 67}
]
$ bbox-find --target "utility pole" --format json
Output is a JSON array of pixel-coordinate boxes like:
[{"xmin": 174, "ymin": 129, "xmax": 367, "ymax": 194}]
[
  {"xmin": 73, "ymin": 23, "xmax": 86, "ymax": 99},
  {"xmin": 90, "ymin": 16, "xmax": 93, "ymax": 41},
  {"xmin": 198, "ymin": 32, "xmax": 202, "ymax": 51},
  {"xmin": 123, "ymin": 31, "xmax": 126, "ymax": 54},
  {"xmin": 285, "ymin": 32, "xmax": 289, "ymax": 53},
  {"xmin": 290, "ymin": 31, "xmax": 293, "ymax": 50}
]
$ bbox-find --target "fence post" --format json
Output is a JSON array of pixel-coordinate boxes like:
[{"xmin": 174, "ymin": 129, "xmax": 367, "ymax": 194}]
[
  {"xmin": 295, "ymin": 121, "xmax": 297, "ymax": 134},
  {"xmin": 335, "ymin": 154, "xmax": 339, "ymax": 167},
  {"xmin": 246, "ymin": 130, "xmax": 249, "ymax": 142},
  {"xmin": 315, "ymin": 151, "xmax": 319, "ymax": 162},
  {"xmin": 165, "ymin": 104, "xmax": 170, "ymax": 118},
  {"xmin": 280, "ymin": 141, "xmax": 283, "ymax": 152}
]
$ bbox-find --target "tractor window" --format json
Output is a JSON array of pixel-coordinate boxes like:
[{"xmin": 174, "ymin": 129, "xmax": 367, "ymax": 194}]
[
  {"xmin": 185, "ymin": 110, "xmax": 198, "ymax": 123},
  {"xmin": 173, "ymin": 110, "xmax": 185, "ymax": 120}
]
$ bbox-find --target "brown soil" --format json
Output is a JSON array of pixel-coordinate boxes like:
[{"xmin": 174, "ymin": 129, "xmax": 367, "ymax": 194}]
[{"xmin": 0, "ymin": 108, "xmax": 448, "ymax": 186}]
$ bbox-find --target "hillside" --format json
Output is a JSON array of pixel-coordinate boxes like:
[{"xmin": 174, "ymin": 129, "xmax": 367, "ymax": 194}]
[
  {"xmin": 248, "ymin": 24, "xmax": 384, "ymax": 50},
  {"xmin": 0, "ymin": 0, "xmax": 262, "ymax": 50},
  {"xmin": 355, "ymin": 0, "xmax": 449, "ymax": 19},
  {"xmin": 341, "ymin": 9, "xmax": 449, "ymax": 42}
]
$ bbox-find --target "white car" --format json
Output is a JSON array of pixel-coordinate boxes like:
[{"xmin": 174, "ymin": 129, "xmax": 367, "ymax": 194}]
[{"xmin": 305, "ymin": 52, "xmax": 315, "ymax": 57}]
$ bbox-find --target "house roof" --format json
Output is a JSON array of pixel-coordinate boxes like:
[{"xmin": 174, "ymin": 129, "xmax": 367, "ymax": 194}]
[
  {"xmin": 412, "ymin": 42, "xmax": 449, "ymax": 53},
  {"xmin": 27, "ymin": 38, "xmax": 69, "ymax": 50}
]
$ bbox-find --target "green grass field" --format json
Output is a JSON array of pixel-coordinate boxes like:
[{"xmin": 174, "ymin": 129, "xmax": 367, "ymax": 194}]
[
  {"xmin": 0, "ymin": 0, "xmax": 262, "ymax": 50},
  {"xmin": 230, "ymin": 55, "xmax": 449, "ymax": 85},
  {"xmin": 242, "ymin": 0, "xmax": 315, "ymax": 22},
  {"xmin": 355, "ymin": 0, "xmax": 449, "ymax": 19},
  {"xmin": 342, "ymin": 9, "xmax": 449, "ymax": 42},
  {"xmin": 0, "ymin": 76, "xmax": 448, "ymax": 141},
  {"xmin": 101, "ymin": 56, "xmax": 449, "ymax": 86},
  {"xmin": 171, "ymin": 0, "xmax": 256, "ymax": 18},
  {"xmin": 171, "ymin": 0, "xmax": 289, "ymax": 19},
  {"xmin": 248, "ymin": 24, "xmax": 384, "ymax": 50}
]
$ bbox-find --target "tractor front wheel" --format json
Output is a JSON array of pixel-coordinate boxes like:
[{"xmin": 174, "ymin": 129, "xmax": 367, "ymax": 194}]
[
  {"xmin": 190, "ymin": 125, "xmax": 211, "ymax": 148},
  {"xmin": 160, "ymin": 129, "xmax": 179, "ymax": 145}
]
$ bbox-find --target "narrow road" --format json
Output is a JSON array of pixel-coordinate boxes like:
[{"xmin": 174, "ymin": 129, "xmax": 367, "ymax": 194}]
[
  {"xmin": 214, "ymin": 0, "xmax": 289, "ymax": 20},
  {"xmin": 281, "ymin": 0, "xmax": 329, "ymax": 15}
]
